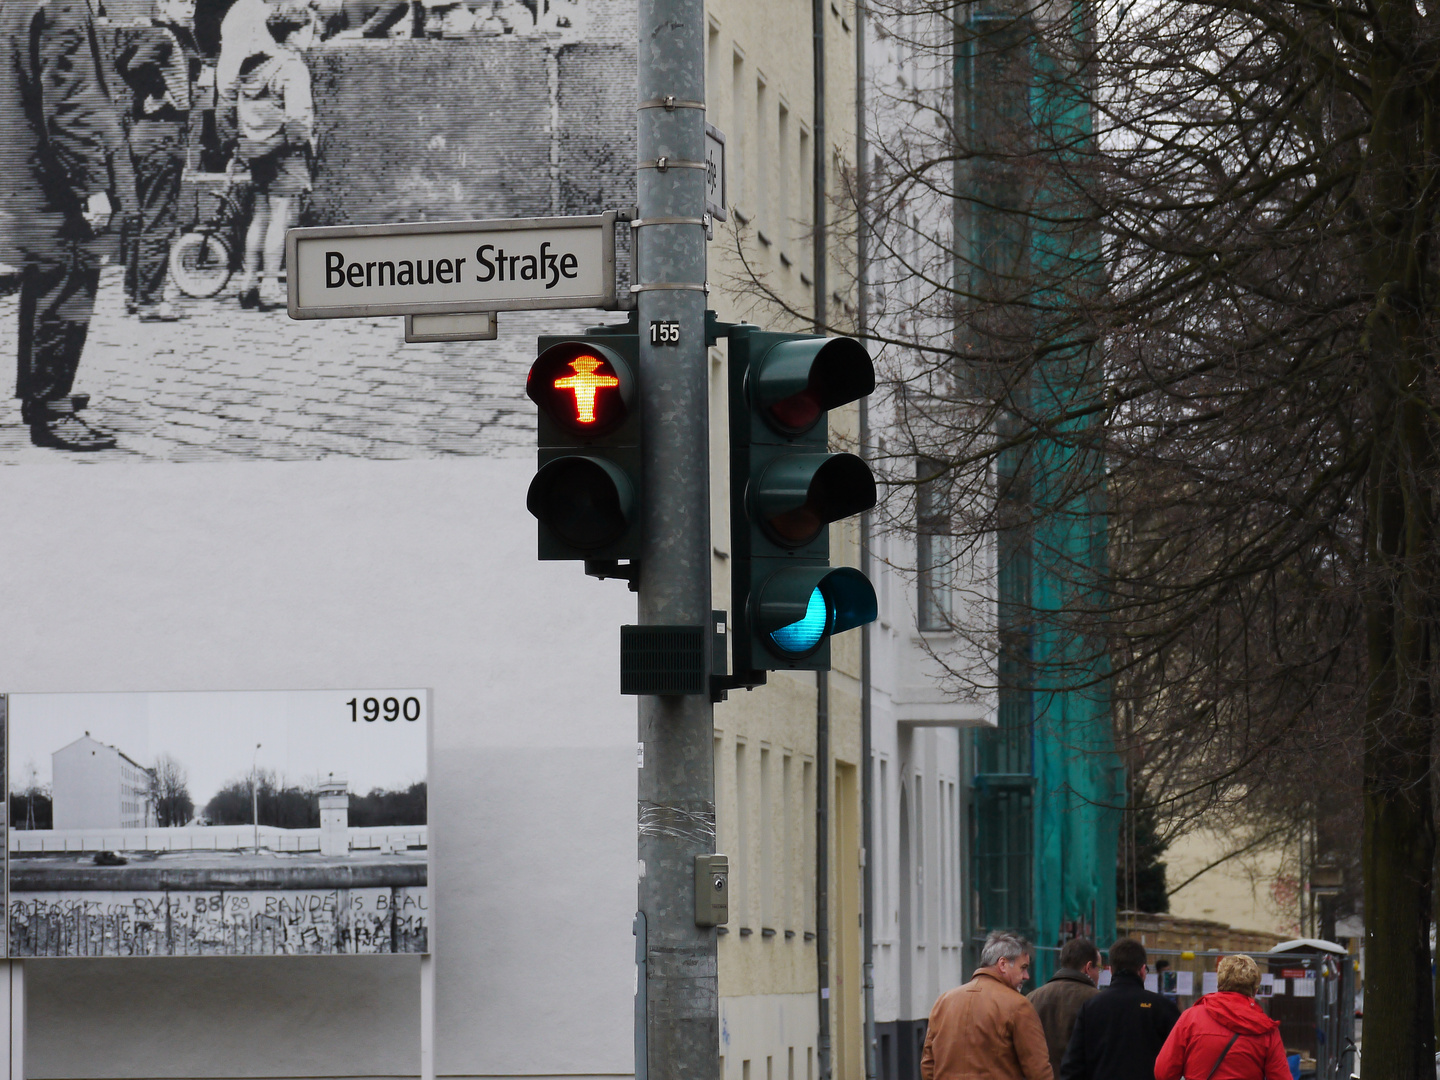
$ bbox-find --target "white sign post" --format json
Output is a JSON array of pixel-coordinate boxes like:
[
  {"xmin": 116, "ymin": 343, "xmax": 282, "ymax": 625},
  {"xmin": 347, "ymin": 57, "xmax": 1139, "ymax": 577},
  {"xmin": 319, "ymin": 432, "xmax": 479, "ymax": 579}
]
[
  {"xmin": 704, "ymin": 124, "xmax": 727, "ymax": 223},
  {"xmin": 286, "ymin": 212, "xmax": 618, "ymax": 322}
]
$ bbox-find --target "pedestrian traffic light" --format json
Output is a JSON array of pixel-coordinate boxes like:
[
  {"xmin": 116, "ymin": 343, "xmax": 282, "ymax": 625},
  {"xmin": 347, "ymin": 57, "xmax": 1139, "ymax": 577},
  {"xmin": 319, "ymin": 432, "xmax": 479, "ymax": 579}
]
[
  {"xmin": 724, "ymin": 325, "xmax": 878, "ymax": 681},
  {"xmin": 527, "ymin": 325, "xmax": 641, "ymax": 567}
]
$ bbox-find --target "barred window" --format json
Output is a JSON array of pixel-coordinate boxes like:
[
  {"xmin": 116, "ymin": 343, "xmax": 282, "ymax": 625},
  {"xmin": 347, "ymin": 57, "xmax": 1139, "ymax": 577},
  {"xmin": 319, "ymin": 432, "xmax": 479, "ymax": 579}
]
[{"xmin": 917, "ymin": 459, "xmax": 953, "ymax": 631}]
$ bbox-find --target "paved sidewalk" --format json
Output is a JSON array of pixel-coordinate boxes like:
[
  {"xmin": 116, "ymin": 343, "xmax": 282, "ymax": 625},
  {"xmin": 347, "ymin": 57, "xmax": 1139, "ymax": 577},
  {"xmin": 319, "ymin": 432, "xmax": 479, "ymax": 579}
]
[{"xmin": 0, "ymin": 267, "xmax": 589, "ymax": 464}]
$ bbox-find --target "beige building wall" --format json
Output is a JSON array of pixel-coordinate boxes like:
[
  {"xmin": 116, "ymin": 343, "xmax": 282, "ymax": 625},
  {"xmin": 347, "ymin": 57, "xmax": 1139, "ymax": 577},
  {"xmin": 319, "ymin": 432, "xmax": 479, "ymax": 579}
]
[
  {"xmin": 704, "ymin": 0, "xmax": 864, "ymax": 1070},
  {"xmin": 1165, "ymin": 828, "xmax": 1301, "ymax": 939}
]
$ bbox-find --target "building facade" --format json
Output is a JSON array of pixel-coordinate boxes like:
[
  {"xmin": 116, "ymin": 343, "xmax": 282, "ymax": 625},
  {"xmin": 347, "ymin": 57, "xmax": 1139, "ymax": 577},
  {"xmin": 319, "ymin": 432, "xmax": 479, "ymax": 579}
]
[
  {"xmin": 703, "ymin": 0, "xmax": 869, "ymax": 1065},
  {"xmin": 52, "ymin": 735, "xmax": 155, "ymax": 831}
]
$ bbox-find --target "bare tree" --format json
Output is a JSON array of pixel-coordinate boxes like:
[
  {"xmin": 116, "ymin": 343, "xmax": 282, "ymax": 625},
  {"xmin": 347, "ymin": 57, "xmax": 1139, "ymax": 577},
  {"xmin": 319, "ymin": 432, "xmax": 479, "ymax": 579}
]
[
  {"xmin": 150, "ymin": 753, "xmax": 193, "ymax": 828},
  {"xmin": 821, "ymin": 0, "xmax": 1440, "ymax": 1063}
]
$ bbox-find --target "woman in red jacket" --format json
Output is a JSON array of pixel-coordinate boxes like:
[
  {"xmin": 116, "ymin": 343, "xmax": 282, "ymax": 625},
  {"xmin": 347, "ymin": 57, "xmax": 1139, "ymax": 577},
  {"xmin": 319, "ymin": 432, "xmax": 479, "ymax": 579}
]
[{"xmin": 1154, "ymin": 955, "xmax": 1291, "ymax": 1080}]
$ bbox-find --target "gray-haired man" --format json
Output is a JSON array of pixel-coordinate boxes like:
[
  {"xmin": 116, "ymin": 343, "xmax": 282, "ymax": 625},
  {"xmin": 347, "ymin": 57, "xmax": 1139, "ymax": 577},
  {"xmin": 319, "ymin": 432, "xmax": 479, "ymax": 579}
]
[{"xmin": 920, "ymin": 929, "xmax": 1054, "ymax": 1080}]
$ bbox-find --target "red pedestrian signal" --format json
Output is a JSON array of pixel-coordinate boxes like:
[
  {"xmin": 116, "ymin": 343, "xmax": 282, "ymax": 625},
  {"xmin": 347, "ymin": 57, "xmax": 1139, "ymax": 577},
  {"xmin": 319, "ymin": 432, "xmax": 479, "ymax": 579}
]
[
  {"xmin": 554, "ymin": 356, "xmax": 620, "ymax": 424},
  {"xmin": 527, "ymin": 330, "xmax": 643, "ymax": 564},
  {"xmin": 528, "ymin": 340, "xmax": 634, "ymax": 437}
]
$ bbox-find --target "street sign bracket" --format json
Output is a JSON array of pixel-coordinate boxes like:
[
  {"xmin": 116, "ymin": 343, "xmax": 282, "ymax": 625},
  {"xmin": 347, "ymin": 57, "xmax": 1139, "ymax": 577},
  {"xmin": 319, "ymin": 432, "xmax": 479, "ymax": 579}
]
[
  {"xmin": 584, "ymin": 558, "xmax": 639, "ymax": 589},
  {"xmin": 404, "ymin": 311, "xmax": 497, "ymax": 343}
]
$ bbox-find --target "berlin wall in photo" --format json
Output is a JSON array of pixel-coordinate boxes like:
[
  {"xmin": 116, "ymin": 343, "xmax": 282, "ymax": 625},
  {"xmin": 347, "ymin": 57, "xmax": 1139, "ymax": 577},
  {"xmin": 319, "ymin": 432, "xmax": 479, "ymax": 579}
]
[{"xmin": 6, "ymin": 689, "xmax": 429, "ymax": 957}]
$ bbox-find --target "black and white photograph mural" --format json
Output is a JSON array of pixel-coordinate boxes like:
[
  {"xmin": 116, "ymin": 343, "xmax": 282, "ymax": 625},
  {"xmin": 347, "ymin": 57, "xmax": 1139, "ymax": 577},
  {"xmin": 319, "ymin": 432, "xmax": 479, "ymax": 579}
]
[
  {"xmin": 0, "ymin": 0, "xmax": 635, "ymax": 459},
  {"xmin": 6, "ymin": 688, "xmax": 429, "ymax": 956}
]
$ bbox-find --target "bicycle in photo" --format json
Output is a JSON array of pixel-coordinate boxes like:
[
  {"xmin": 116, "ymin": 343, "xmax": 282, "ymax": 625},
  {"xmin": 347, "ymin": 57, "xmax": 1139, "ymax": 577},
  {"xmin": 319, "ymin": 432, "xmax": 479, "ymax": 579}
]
[{"xmin": 169, "ymin": 160, "xmax": 252, "ymax": 299}]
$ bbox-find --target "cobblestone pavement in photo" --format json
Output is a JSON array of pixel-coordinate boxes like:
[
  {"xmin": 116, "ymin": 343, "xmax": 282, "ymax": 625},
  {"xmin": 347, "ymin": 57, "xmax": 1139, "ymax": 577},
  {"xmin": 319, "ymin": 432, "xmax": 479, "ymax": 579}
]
[{"xmin": 0, "ymin": 266, "xmax": 596, "ymax": 464}]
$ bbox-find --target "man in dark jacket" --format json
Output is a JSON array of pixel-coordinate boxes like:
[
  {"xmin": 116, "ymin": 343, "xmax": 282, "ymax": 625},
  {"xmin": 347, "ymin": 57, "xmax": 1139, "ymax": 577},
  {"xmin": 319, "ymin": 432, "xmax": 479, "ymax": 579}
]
[
  {"xmin": 0, "ymin": 0, "xmax": 130, "ymax": 449},
  {"xmin": 1060, "ymin": 937, "xmax": 1180, "ymax": 1080},
  {"xmin": 1027, "ymin": 937, "xmax": 1100, "ymax": 1075}
]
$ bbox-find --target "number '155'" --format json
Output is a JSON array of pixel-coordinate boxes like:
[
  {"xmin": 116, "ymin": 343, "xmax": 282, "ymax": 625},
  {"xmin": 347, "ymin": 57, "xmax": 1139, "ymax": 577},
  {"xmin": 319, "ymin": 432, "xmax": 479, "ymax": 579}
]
[{"xmin": 348, "ymin": 696, "xmax": 422, "ymax": 722}]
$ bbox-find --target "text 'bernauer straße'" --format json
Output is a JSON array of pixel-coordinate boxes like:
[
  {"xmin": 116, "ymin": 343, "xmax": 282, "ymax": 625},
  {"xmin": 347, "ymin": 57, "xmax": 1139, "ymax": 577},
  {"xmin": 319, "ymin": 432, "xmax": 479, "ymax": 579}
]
[{"xmin": 325, "ymin": 242, "xmax": 581, "ymax": 290}]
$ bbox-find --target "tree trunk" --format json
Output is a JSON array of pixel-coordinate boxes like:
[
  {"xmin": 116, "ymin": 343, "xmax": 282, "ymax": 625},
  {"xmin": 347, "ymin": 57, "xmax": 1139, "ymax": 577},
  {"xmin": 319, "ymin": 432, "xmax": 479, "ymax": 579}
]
[{"xmin": 1361, "ymin": 13, "xmax": 1436, "ymax": 1057}]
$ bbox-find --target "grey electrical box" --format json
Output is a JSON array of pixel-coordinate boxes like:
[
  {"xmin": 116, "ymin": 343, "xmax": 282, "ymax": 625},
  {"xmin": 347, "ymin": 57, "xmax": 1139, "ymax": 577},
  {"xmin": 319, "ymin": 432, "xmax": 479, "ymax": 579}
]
[{"xmin": 695, "ymin": 853, "xmax": 729, "ymax": 927}]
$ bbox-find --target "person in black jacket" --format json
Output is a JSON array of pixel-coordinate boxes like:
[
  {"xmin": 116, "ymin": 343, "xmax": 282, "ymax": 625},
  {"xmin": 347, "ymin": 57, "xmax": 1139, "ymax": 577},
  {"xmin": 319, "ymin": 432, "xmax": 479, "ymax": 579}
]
[
  {"xmin": 0, "ymin": 0, "xmax": 131, "ymax": 449},
  {"xmin": 1060, "ymin": 937, "xmax": 1180, "ymax": 1080}
]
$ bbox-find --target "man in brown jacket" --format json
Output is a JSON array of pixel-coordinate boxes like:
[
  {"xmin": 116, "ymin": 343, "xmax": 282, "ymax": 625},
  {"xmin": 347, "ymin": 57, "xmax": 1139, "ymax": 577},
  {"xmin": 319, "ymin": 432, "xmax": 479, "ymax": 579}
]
[
  {"xmin": 1026, "ymin": 937, "xmax": 1101, "ymax": 1075},
  {"xmin": 920, "ymin": 930, "xmax": 1053, "ymax": 1080}
]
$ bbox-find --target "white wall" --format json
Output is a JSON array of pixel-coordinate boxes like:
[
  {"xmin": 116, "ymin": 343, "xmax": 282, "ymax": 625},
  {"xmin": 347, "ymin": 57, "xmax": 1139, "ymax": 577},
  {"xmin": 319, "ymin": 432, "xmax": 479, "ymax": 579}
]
[
  {"xmin": 865, "ymin": 519, "xmax": 993, "ymax": 1028},
  {"xmin": 51, "ymin": 740, "xmax": 123, "ymax": 832},
  {"xmin": 0, "ymin": 456, "xmax": 638, "ymax": 1080}
]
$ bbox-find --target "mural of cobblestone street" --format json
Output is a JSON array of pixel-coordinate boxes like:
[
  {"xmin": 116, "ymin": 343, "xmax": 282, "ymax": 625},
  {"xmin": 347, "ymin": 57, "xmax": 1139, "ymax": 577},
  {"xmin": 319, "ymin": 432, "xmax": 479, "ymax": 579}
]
[{"xmin": 0, "ymin": 266, "xmax": 595, "ymax": 464}]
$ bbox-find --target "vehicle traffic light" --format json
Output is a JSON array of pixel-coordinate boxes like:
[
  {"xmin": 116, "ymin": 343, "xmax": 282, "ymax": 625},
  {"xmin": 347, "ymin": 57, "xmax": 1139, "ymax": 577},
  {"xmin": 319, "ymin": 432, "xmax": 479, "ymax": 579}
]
[
  {"xmin": 526, "ymin": 324, "xmax": 642, "ymax": 567},
  {"xmin": 724, "ymin": 325, "xmax": 878, "ymax": 682}
]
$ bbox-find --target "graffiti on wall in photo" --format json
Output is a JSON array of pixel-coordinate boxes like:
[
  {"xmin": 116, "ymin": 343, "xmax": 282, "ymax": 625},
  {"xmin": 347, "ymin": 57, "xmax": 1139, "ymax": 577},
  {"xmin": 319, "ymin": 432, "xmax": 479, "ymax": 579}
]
[
  {"xmin": 5, "ymin": 689, "xmax": 430, "ymax": 957},
  {"xmin": 0, "ymin": 0, "xmax": 635, "ymax": 461}
]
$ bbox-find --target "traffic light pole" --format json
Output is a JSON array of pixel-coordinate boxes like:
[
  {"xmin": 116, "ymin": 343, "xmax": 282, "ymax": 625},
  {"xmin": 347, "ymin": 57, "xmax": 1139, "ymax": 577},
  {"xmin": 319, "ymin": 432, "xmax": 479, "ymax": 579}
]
[{"xmin": 634, "ymin": 0, "xmax": 717, "ymax": 1069}]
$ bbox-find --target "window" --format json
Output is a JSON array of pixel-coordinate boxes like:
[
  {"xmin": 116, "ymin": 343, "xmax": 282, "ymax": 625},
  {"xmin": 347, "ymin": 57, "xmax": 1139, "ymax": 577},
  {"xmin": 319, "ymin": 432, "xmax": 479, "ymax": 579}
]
[
  {"xmin": 778, "ymin": 102, "xmax": 791, "ymax": 254},
  {"xmin": 798, "ymin": 124, "xmax": 811, "ymax": 253},
  {"xmin": 803, "ymin": 758, "xmax": 815, "ymax": 931},
  {"xmin": 879, "ymin": 756, "xmax": 891, "ymax": 936},
  {"xmin": 939, "ymin": 776, "xmax": 950, "ymax": 942},
  {"xmin": 731, "ymin": 51, "xmax": 747, "ymax": 212},
  {"xmin": 948, "ymin": 779, "xmax": 960, "ymax": 943},
  {"xmin": 914, "ymin": 780, "xmax": 925, "ymax": 941},
  {"xmin": 917, "ymin": 457, "xmax": 953, "ymax": 630},
  {"xmin": 736, "ymin": 740, "xmax": 750, "ymax": 926},
  {"xmin": 755, "ymin": 75, "xmax": 770, "ymax": 230},
  {"xmin": 760, "ymin": 745, "xmax": 773, "ymax": 927},
  {"xmin": 782, "ymin": 753, "xmax": 794, "ymax": 928},
  {"xmin": 707, "ymin": 21, "xmax": 721, "ymax": 106}
]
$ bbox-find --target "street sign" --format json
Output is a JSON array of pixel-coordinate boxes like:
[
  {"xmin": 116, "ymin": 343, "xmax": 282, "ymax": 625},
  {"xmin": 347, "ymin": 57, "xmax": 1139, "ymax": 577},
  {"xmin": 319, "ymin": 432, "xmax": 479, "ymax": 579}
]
[
  {"xmin": 286, "ymin": 212, "xmax": 618, "ymax": 320},
  {"xmin": 404, "ymin": 311, "xmax": 497, "ymax": 342},
  {"xmin": 704, "ymin": 124, "xmax": 727, "ymax": 222}
]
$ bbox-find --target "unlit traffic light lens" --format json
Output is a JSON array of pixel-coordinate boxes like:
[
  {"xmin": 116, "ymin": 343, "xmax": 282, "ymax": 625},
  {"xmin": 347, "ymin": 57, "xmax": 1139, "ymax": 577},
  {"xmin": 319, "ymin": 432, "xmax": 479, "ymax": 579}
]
[
  {"xmin": 770, "ymin": 587, "xmax": 831, "ymax": 655},
  {"xmin": 752, "ymin": 453, "xmax": 878, "ymax": 547},
  {"xmin": 751, "ymin": 336, "xmax": 875, "ymax": 436},
  {"xmin": 767, "ymin": 388, "xmax": 823, "ymax": 432},
  {"xmin": 527, "ymin": 456, "xmax": 634, "ymax": 549}
]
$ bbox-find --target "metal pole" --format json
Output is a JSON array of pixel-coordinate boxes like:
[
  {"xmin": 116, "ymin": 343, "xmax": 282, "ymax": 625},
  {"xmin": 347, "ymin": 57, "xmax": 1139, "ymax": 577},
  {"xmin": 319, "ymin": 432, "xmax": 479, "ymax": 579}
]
[
  {"xmin": 854, "ymin": 0, "xmax": 878, "ymax": 1073},
  {"xmin": 811, "ymin": 0, "xmax": 827, "ymax": 332},
  {"xmin": 251, "ymin": 743, "xmax": 261, "ymax": 851},
  {"xmin": 815, "ymin": 672, "xmax": 832, "ymax": 1080},
  {"xmin": 634, "ymin": 0, "xmax": 716, "ymax": 1070}
]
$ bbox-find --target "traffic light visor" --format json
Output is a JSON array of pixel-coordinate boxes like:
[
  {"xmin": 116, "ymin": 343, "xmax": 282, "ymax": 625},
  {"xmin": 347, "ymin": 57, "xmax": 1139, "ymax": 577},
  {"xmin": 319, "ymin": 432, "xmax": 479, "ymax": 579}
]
[
  {"xmin": 527, "ymin": 455, "xmax": 636, "ymax": 550},
  {"xmin": 528, "ymin": 340, "xmax": 635, "ymax": 437},
  {"xmin": 753, "ymin": 336, "xmax": 874, "ymax": 435},
  {"xmin": 756, "ymin": 566, "xmax": 878, "ymax": 658}
]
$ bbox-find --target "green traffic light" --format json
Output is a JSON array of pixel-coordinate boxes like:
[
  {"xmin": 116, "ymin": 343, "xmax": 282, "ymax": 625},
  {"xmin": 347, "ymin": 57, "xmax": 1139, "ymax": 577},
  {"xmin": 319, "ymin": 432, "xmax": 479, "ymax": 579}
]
[
  {"xmin": 721, "ymin": 322, "xmax": 880, "ymax": 683},
  {"xmin": 771, "ymin": 587, "xmax": 831, "ymax": 654},
  {"xmin": 755, "ymin": 566, "xmax": 878, "ymax": 660}
]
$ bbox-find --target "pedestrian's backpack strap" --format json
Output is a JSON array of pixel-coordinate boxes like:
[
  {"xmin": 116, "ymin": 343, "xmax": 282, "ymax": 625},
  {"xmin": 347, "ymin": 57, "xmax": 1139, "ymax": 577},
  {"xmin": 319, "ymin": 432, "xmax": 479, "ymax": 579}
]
[{"xmin": 1200, "ymin": 1033, "xmax": 1241, "ymax": 1080}]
